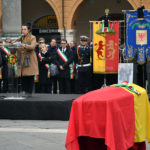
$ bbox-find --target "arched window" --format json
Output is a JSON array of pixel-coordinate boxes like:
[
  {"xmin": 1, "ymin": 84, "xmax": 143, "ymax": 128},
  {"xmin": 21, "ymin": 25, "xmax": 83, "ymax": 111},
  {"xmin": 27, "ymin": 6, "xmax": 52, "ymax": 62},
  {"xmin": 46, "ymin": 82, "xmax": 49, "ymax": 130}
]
[{"xmin": 32, "ymin": 15, "xmax": 60, "ymax": 43}]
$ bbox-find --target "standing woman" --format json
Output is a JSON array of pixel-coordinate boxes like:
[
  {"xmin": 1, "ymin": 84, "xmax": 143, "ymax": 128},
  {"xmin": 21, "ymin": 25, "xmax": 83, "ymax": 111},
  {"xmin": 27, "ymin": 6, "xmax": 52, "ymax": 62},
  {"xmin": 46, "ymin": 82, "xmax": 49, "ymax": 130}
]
[{"xmin": 17, "ymin": 23, "xmax": 39, "ymax": 96}]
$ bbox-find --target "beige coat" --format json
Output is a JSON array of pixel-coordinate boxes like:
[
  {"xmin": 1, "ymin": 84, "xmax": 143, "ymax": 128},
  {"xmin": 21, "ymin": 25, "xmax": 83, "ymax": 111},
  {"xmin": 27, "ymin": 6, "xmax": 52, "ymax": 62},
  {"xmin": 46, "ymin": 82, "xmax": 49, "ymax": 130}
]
[{"xmin": 17, "ymin": 34, "xmax": 39, "ymax": 76}]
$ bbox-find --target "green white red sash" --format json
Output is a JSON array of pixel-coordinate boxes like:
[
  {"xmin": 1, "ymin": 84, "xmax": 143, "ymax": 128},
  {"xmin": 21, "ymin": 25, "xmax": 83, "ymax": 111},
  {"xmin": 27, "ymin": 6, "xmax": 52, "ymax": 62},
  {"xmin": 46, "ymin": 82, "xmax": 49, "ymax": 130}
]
[
  {"xmin": 0, "ymin": 68, "xmax": 2, "ymax": 79},
  {"xmin": 112, "ymin": 81, "xmax": 141, "ymax": 95},
  {"xmin": 38, "ymin": 53, "xmax": 51, "ymax": 78},
  {"xmin": 34, "ymin": 75, "xmax": 39, "ymax": 83},
  {"xmin": 69, "ymin": 62, "xmax": 75, "ymax": 79},
  {"xmin": 1, "ymin": 47, "xmax": 18, "ymax": 77},
  {"xmin": 2, "ymin": 47, "xmax": 10, "ymax": 56},
  {"xmin": 38, "ymin": 53, "xmax": 43, "ymax": 61},
  {"xmin": 57, "ymin": 48, "xmax": 75, "ymax": 79},
  {"xmin": 45, "ymin": 64, "xmax": 51, "ymax": 78},
  {"xmin": 57, "ymin": 49, "xmax": 68, "ymax": 62}
]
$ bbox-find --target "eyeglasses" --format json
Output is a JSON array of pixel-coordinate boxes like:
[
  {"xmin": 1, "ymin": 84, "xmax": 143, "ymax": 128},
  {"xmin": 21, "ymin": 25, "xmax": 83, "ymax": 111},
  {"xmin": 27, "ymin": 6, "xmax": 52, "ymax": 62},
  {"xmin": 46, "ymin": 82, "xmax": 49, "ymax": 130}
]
[
  {"xmin": 61, "ymin": 43, "xmax": 66, "ymax": 44},
  {"xmin": 81, "ymin": 40, "xmax": 87, "ymax": 42},
  {"xmin": 39, "ymin": 42, "xmax": 44, "ymax": 44}
]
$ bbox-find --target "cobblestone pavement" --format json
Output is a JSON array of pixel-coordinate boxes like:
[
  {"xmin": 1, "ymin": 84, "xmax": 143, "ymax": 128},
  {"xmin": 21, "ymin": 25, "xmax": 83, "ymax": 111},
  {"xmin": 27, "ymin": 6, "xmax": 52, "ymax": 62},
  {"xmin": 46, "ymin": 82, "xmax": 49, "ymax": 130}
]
[{"xmin": 0, "ymin": 120, "xmax": 149, "ymax": 150}]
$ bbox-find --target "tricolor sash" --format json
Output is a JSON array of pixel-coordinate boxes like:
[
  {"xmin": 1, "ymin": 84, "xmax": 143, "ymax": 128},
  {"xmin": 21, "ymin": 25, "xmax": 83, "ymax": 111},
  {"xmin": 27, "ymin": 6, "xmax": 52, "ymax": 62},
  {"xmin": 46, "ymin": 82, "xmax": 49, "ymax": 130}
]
[
  {"xmin": 69, "ymin": 62, "xmax": 75, "ymax": 79},
  {"xmin": 2, "ymin": 46, "xmax": 10, "ymax": 56},
  {"xmin": 57, "ymin": 49, "xmax": 68, "ymax": 62},
  {"xmin": 57, "ymin": 49, "xmax": 75, "ymax": 79},
  {"xmin": 38, "ymin": 53, "xmax": 43, "ymax": 61},
  {"xmin": 34, "ymin": 75, "xmax": 39, "ymax": 83},
  {"xmin": 38, "ymin": 52, "xmax": 51, "ymax": 78},
  {"xmin": 1, "ymin": 47, "xmax": 17, "ymax": 77},
  {"xmin": 0, "ymin": 68, "xmax": 2, "ymax": 79}
]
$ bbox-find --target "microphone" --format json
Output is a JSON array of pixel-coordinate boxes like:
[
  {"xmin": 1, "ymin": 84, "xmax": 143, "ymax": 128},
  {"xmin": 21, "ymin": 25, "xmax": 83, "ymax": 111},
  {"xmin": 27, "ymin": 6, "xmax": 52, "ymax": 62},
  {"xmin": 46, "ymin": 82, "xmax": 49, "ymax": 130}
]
[
  {"xmin": 13, "ymin": 34, "xmax": 24, "ymax": 43},
  {"xmin": 17, "ymin": 34, "xmax": 25, "ymax": 41}
]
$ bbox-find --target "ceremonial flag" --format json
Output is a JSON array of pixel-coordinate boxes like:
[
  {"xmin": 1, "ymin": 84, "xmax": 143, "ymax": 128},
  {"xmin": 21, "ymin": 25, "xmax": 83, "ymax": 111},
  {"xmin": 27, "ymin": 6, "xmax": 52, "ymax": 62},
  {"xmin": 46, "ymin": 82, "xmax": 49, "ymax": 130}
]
[
  {"xmin": 93, "ymin": 21, "xmax": 119, "ymax": 74},
  {"xmin": 126, "ymin": 10, "xmax": 150, "ymax": 64}
]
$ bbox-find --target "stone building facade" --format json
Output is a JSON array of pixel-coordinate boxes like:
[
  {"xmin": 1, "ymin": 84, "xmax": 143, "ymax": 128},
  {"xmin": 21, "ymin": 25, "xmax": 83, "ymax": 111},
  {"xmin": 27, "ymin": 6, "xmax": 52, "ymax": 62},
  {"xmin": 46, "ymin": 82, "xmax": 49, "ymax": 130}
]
[{"xmin": 0, "ymin": 0, "xmax": 150, "ymax": 43}]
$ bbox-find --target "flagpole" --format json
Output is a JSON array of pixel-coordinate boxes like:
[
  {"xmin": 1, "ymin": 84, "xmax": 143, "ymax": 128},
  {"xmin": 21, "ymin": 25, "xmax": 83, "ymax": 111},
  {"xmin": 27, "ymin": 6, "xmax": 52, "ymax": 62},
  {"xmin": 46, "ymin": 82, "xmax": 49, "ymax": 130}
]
[
  {"xmin": 89, "ymin": 22, "xmax": 92, "ymax": 63},
  {"xmin": 122, "ymin": 9, "xmax": 150, "ymax": 12},
  {"xmin": 89, "ymin": 20, "xmax": 125, "ymax": 23}
]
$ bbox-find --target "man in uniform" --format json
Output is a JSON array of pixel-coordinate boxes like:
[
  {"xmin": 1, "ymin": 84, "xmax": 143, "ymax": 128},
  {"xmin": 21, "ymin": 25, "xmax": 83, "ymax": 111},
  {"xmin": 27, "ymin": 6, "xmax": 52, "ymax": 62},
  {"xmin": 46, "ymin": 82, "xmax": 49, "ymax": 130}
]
[{"xmin": 74, "ymin": 36, "xmax": 92, "ymax": 94}]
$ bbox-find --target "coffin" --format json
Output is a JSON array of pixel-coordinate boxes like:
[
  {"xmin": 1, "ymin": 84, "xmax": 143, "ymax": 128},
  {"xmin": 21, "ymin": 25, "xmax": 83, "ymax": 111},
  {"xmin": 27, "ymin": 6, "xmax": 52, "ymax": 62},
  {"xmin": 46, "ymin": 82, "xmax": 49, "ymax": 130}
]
[{"xmin": 65, "ymin": 84, "xmax": 150, "ymax": 150}]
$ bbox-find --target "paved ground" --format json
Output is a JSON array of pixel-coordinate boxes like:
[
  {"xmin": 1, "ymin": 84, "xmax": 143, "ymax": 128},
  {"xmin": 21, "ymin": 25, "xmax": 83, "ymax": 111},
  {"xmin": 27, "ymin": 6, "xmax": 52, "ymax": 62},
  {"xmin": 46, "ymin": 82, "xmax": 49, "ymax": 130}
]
[
  {"xmin": 0, "ymin": 120, "xmax": 149, "ymax": 150},
  {"xmin": 0, "ymin": 120, "xmax": 68, "ymax": 150}
]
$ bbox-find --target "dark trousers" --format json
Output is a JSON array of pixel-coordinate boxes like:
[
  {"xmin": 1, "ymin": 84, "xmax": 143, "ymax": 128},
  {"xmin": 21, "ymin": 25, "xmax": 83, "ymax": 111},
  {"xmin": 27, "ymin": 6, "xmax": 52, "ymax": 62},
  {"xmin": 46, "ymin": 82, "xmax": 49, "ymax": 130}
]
[
  {"xmin": 22, "ymin": 76, "xmax": 34, "ymax": 94},
  {"xmin": 70, "ymin": 79, "xmax": 75, "ymax": 94},
  {"xmin": 59, "ymin": 78, "xmax": 71, "ymax": 94},
  {"xmin": 77, "ymin": 70, "xmax": 92, "ymax": 94},
  {"xmin": 2, "ymin": 78, "xmax": 8, "ymax": 93},
  {"xmin": 50, "ymin": 76, "xmax": 58, "ymax": 94},
  {"xmin": 137, "ymin": 64, "xmax": 146, "ymax": 88},
  {"xmin": 38, "ymin": 83, "xmax": 51, "ymax": 93},
  {"xmin": 34, "ymin": 82, "xmax": 40, "ymax": 93}
]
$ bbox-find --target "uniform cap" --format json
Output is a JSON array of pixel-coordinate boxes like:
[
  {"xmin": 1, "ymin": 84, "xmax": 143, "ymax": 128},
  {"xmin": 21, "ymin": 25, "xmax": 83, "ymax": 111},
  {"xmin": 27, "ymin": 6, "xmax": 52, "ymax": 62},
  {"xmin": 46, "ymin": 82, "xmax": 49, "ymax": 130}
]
[{"xmin": 80, "ymin": 35, "xmax": 88, "ymax": 41}]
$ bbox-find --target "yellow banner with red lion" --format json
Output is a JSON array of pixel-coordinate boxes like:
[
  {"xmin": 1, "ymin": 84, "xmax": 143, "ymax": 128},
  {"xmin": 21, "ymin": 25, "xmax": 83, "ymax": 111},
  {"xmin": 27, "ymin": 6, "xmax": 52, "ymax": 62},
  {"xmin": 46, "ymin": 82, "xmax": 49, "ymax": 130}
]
[{"xmin": 93, "ymin": 21, "xmax": 119, "ymax": 74}]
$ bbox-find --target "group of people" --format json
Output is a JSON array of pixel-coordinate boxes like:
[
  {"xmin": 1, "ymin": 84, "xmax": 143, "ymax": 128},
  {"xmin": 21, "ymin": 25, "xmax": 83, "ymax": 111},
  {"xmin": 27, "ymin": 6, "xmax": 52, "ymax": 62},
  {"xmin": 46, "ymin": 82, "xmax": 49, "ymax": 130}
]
[
  {"xmin": 3, "ymin": 23, "xmax": 149, "ymax": 96},
  {"xmin": 0, "ymin": 23, "xmax": 98, "ymax": 96},
  {"xmin": 33, "ymin": 35, "xmax": 93, "ymax": 94}
]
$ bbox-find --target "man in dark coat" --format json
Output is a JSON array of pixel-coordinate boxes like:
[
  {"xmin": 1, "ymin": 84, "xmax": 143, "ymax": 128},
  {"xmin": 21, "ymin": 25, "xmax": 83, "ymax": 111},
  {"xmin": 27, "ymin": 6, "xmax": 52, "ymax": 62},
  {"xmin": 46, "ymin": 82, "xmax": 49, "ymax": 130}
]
[
  {"xmin": 55, "ymin": 39, "xmax": 73, "ymax": 94},
  {"xmin": 48, "ymin": 38, "xmax": 58, "ymax": 94}
]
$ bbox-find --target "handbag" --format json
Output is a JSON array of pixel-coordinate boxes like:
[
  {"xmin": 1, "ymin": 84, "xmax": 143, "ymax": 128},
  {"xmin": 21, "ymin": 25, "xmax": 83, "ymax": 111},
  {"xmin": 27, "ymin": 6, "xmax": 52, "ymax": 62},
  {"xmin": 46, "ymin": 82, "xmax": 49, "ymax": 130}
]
[
  {"xmin": 50, "ymin": 64, "xmax": 59, "ymax": 76},
  {"xmin": 24, "ymin": 53, "xmax": 30, "ymax": 67}
]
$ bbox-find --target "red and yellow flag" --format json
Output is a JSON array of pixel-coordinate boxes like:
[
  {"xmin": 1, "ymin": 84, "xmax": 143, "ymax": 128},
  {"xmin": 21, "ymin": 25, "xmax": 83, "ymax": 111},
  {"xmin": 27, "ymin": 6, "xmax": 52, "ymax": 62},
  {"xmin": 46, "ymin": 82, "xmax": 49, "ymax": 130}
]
[{"xmin": 93, "ymin": 21, "xmax": 119, "ymax": 74}]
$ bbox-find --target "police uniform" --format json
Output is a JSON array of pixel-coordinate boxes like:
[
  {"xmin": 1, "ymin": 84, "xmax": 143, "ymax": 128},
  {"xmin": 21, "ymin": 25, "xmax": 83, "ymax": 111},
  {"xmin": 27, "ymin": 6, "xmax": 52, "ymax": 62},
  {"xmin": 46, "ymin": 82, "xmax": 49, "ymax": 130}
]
[{"xmin": 74, "ymin": 36, "xmax": 92, "ymax": 94}]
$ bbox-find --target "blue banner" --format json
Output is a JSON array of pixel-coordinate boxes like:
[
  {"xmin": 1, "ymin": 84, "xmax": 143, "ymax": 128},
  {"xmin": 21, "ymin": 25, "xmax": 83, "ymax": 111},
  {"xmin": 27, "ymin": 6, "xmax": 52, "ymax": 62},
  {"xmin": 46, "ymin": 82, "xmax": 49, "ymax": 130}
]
[{"xmin": 126, "ymin": 10, "xmax": 150, "ymax": 64}]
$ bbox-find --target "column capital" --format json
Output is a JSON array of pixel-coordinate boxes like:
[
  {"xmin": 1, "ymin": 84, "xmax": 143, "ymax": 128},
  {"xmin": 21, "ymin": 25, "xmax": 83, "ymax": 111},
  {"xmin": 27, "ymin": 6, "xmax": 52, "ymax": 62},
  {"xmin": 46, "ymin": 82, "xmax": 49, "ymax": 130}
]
[{"xmin": 58, "ymin": 29, "xmax": 76, "ymax": 43}]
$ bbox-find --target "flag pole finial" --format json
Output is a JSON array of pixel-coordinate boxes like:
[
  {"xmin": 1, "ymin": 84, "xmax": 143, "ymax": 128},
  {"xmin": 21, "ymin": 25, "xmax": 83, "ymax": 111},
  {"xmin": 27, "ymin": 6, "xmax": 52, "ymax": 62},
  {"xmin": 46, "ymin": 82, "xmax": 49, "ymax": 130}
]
[
  {"xmin": 139, "ymin": 0, "xmax": 143, "ymax": 7},
  {"xmin": 105, "ymin": 9, "xmax": 109, "ymax": 16}
]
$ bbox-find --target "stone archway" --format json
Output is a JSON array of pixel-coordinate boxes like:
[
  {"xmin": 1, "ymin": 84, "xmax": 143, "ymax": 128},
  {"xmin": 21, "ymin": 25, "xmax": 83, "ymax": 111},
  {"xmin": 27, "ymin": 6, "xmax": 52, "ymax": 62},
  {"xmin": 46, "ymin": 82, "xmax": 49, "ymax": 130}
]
[
  {"xmin": 44, "ymin": 0, "xmax": 150, "ymax": 42},
  {"xmin": 66, "ymin": 0, "xmax": 84, "ymax": 29},
  {"xmin": 70, "ymin": 0, "xmax": 133, "ymax": 42},
  {"xmin": 69, "ymin": 0, "xmax": 150, "ymax": 31},
  {"xmin": 128, "ymin": 0, "xmax": 150, "ymax": 9},
  {"xmin": 22, "ymin": 0, "xmax": 61, "ymax": 43},
  {"xmin": 45, "ymin": 0, "xmax": 62, "ymax": 29}
]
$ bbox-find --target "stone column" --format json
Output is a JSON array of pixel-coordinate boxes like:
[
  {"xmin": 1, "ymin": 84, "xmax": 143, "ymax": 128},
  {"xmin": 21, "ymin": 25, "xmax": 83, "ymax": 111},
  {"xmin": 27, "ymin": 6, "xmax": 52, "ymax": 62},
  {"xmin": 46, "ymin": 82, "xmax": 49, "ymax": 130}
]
[
  {"xmin": 58, "ymin": 29, "xmax": 76, "ymax": 43},
  {"xmin": 2, "ymin": 0, "xmax": 22, "ymax": 37},
  {"xmin": 0, "ymin": 0, "xmax": 2, "ymax": 36}
]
